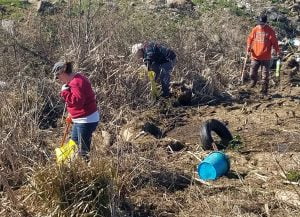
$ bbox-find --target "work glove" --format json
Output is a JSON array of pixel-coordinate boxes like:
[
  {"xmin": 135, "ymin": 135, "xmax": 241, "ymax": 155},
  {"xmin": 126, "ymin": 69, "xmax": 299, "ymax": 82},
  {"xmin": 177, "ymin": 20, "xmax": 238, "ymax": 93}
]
[
  {"xmin": 66, "ymin": 115, "xmax": 72, "ymax": 124},
  {"xmin": 61, "ymin": 84, "xmax": 70, "ymax": 91},
  {"xmin": 137, "ymin": 65, "xmax": 148, "ymax": 77},
  {"xmin": 277, "ymin": 52, "xmax": 283, "ymax": 59},
  {"xmin": 144, "ymin": 60, "xmax": 151, "ymax": 71},
  {"xmin": 247, "ymin": 47, "xmax": 252, "ymax": 54}
]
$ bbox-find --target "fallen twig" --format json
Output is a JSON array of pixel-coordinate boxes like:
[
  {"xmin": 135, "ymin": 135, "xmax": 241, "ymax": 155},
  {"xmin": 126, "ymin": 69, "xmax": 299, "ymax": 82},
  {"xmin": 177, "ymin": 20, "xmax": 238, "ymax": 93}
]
[
  {"xmin": 187, "ymin": 151, "xmax": 202, "ymax": 161},
  {"xmin": 283, "ymin": 180, "xmax": 300, "ymax": 186}
]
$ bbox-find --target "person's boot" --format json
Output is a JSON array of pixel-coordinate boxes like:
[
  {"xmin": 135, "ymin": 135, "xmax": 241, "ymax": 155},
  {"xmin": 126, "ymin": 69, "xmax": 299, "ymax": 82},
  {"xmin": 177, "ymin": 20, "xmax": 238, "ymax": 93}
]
[
  {"xmin": 161, "ymin": 87, "xmax": 170, "ymax": 98},
  {"xmin": 161, "ymin": 92, "xmax": 170, "ymax": 98},
  {"xmin": 261, "ymin": 83, "xmax": 268, "ymax": 96},
  {"xmin": 242, "ymin": 73, "xmax": 250, "ymax": 84},
  {"xmin": 250, "ymin": 80, "xmax": 257, "ymax": 88}
]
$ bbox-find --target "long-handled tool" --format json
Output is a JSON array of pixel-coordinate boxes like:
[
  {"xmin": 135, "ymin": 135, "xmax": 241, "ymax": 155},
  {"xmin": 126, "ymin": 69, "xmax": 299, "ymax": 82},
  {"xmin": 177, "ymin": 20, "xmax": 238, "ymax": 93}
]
[
  {"xmin": 241, "ymin": 52, "xmax": 250, "ymax": 84},
  {"xmin": 60, "ymin": 103, "xmax": 67, "ymax": 125},
  {"xmin": 275, "ymin": 58, "xmax": 281, "ymax": 80},
  {"xmin": 60, "ymin": 121, "xmax": 71, "ymax": 147}
]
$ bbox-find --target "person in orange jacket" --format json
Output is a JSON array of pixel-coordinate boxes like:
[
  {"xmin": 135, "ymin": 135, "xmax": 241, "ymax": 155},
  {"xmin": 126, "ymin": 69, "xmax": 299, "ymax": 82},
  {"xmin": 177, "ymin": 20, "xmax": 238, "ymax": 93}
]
[{"xmin": 247, "ymin": 15, "xmax": 280, "ymax": 95}]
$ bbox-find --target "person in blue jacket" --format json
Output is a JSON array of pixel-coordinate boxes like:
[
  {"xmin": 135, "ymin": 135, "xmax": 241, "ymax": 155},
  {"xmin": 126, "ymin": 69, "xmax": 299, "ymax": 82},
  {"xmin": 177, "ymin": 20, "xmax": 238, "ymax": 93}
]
[{"xmin": 132, "ymin": 42, "xmax": 176, "ymax": 98}]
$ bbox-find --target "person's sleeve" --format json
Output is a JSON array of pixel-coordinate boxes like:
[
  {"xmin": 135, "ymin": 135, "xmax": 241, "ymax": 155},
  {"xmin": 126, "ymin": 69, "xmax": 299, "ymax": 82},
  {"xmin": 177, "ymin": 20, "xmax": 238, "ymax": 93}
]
[
  {"xmin": 247, "ymin": 28, "xmax": 255, "ymax": 52},
  {"xmin": 270, "ymin": 30, "xmax": 280, "ymax": 54},
  {"xmin": 144, "ymin": 50, "xmax": 155, "ymax": 67},
  {"xmin": 60, "ymin": 82, "xmax": 85, "ymax": 109},
  {"xmin": 143, "ymin": 44, "xmax": 156, "ymax": 69},
  {"xmin": 160, "ymin": 46, "xmax": 175, "ymax": 61}
]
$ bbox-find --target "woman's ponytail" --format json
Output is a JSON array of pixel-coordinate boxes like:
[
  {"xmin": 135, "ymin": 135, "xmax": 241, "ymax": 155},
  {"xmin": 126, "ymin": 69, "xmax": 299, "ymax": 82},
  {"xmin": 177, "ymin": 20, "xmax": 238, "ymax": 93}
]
[{"xmin": 65, "ymin": 62, "xmax": 73, "ymax": 74}]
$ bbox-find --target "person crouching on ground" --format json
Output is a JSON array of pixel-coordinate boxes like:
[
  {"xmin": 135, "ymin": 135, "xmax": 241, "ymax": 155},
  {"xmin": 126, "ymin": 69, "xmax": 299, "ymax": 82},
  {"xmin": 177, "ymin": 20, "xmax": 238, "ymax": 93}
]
[
  {"xmin": 246, "ymin": 14, "xmax": 280, "ymax": 95},
  {"xmin": 53, "ymin": 61, "xmax": 99, "ymax": 160},
  {"xmin": 131, "ymin": 41, "xmax": 176, "ymax": 98}
]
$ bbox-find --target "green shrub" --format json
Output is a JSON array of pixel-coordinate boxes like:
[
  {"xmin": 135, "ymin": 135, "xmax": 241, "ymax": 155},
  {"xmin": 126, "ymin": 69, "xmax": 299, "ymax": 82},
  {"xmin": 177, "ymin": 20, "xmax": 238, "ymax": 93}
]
[{"xmin": 286, "ymin": 170, "xmax": 300, "ymax": 182}]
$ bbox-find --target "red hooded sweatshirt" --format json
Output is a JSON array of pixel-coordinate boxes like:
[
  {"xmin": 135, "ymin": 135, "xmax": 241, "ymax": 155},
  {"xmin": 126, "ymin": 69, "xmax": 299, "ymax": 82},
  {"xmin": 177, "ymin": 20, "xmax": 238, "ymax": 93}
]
[
  {"xmin": 247, "ymin": 24, "xmax": 280, "ymax": 60},
  {"xmin": 61, "ymin": 73, "xmax": 97, "ymax": 119}
]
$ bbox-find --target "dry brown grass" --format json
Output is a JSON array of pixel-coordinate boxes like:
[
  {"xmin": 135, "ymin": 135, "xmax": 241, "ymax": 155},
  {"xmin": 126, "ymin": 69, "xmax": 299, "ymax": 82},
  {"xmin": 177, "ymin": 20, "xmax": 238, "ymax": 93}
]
[{"xmin": 2, "ymin": 1, "xmax": 299, "ymax": 217}]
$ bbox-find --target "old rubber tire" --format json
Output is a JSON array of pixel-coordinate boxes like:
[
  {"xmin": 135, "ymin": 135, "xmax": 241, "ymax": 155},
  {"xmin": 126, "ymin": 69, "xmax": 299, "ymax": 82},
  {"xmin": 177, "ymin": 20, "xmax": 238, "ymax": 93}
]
[{"xmin": 200, "ymin": 119, "xmax": 233, "ymax": 150}]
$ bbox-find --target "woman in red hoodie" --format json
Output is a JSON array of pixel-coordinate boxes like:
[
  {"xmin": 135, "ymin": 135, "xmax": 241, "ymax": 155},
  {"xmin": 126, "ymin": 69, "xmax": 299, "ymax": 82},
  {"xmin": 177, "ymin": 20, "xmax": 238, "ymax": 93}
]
[{"xmin": 52, "ymin": 62, "xmax": 99, "ymax": 159}]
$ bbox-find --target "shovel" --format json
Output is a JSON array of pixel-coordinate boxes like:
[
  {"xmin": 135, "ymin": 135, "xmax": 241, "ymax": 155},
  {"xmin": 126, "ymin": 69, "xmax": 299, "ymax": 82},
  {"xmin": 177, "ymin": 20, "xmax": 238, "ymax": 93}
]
[
  {"xmin": 55, "ymin": 121, "xmax": 77, "ymax": 165},
  {"xmin": 241, "ymin": 52, "xmax": 250, "ymax": 83}
]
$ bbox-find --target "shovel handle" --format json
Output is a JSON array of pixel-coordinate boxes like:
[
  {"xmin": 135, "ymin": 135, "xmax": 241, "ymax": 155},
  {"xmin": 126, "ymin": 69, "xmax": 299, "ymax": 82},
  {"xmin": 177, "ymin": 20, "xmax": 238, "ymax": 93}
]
[
  {"xmin": 241, "ymin": 52, "xmax": 250, "ymax": 83},
  {"xmin": 60, "ymin": 121, "xmax": 71, "ymax": 147},
  {"xmin": 61, "ymin": 103, "xmax": 67, "ymax": 125}
]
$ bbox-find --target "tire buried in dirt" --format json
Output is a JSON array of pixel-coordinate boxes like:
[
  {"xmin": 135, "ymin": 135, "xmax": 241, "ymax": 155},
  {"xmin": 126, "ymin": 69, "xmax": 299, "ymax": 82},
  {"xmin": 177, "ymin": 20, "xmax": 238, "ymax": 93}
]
[{"xmin": 200, "ymin": 119, "xmax": 233, "ymax": 150}]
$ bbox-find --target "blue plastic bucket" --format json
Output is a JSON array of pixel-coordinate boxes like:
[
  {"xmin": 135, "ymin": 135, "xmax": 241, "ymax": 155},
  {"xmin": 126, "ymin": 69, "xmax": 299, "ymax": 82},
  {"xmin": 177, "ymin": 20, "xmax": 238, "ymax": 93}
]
[{"xmin": 198, "ymin": 151, "xmax": 230, "ymax": 180}]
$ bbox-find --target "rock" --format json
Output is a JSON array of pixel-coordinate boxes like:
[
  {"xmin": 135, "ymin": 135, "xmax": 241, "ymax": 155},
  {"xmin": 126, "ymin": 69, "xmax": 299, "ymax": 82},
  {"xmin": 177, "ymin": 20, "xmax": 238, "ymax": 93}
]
[
  {"xmin": 101, "ymin": 130, "xmax": 112, "ymax": 146},
  {"xmin": 275, "ymin": 190, "xmax": 300, "ymax": 207},
  {"xmin": 1, "ymin": 20, "xmax": 15, "ymax": 36},
  {"xmin": 37, "ymin": 0, "xmax": 57, "ymax": 14},
  {"xmin": 121, "ymin": 127, "xmax": 135, "ymax": 142},
  {"xmin": 235, "ymin": 0, "xmax": 251, "ymax": 11},
  {"xmin": 0, "ymin": 81, "xmax": 8, "ymax": 90},
  {"xmin": 104, "ymin": 0, "xmax": 118, "ymax": 11},
  {"xmin": 120, "ymin": 119, "xmax": 163, "ymax": 142},
  {"xmin": 148, "ymin": 4, "xmax": 156, "ymax": 10},
  {"xmin": 166, "ymin": 0, "xmax": 187, "ymax": 6},
  {"xmin": 237, "ymin": 2, "xmax": 245, "ymax": 9},
  {"xmin": 265, "ymin": 7, "xmax": 287, "ymax": 22},
  {"xmin": 212, "ymin": 34, "xmax": 221, "ymax": 43}
]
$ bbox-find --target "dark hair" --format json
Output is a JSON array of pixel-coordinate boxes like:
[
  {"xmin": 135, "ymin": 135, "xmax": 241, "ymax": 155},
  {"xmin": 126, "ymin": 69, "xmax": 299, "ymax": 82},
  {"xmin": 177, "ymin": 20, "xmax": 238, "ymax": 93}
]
[
  {"xmin": 65, "ymin": 62, "xmax": 73, "ymax": 74},
  {"xmin": 259, "ymin": 15, "xmax": 267, "ymax": 23}
]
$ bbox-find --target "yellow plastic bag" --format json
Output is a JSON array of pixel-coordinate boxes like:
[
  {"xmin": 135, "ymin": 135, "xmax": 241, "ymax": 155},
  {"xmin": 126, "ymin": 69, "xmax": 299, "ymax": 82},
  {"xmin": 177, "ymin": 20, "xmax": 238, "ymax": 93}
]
[
  {"xmin": 148, "ymin": 71, "xmax": 160, "ymax": 99},
  {"xmin": 55, "ymin": 139, "xmax": 77, "ymax": 165}
]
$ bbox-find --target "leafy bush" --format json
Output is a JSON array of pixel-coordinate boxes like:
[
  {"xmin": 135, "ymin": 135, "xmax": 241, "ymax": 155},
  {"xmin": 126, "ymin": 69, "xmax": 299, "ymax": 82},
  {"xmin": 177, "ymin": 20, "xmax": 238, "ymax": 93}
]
[{"xmin": 286, "ymin": 170, "xmax": 300, "ymax": 182}]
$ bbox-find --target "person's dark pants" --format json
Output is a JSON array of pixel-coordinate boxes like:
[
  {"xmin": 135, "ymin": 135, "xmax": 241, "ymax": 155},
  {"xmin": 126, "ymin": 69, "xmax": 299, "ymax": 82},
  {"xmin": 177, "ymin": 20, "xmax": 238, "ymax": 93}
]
[
  {"xmin": 151, "ymin": 59, "xmax": 176, "ymax": 97},
  {"xmin": 71, "ymin": 122, "xmax": 98, "ymax": 159},
  {"xmin": 249, "ymin": 59, "xmax": 270, "ymax": 94}
]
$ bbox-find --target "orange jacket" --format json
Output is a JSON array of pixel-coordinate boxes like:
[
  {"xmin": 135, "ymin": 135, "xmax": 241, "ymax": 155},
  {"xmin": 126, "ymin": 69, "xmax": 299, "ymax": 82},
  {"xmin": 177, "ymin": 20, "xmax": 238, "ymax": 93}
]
[{"xmin": 247, "ymin": 24, "xmax": 279, "ymax": 60}]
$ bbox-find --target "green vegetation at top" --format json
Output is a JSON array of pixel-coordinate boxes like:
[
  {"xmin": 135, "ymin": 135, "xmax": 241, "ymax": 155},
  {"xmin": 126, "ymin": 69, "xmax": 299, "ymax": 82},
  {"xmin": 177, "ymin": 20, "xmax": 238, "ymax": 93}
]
[
  {"xmin": 0, "ymin": 0, "xmax": 29, "ymax": 19},
  {"xmin": 0, "ymin": 0, "xmax": 26, "ymax": 8},
  {"xmin": 286, "ymin": 170, "xmax": 300, "ymax": 182}
]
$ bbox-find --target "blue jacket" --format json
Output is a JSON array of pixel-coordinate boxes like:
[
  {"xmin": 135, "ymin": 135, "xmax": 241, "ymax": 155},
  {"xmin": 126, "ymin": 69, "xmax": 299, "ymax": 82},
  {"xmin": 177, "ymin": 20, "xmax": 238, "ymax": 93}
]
[{"xmin": 143, "ymin": 42, "xmax": 176, "ymax": 67}]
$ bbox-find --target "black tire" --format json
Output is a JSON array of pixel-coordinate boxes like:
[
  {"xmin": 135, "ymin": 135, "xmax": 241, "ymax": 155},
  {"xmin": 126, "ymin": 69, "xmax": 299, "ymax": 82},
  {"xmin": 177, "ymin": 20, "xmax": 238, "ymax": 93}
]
[{"xmin": 200, "ymin": 119, "xmax": 233, "ymax": 150}]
